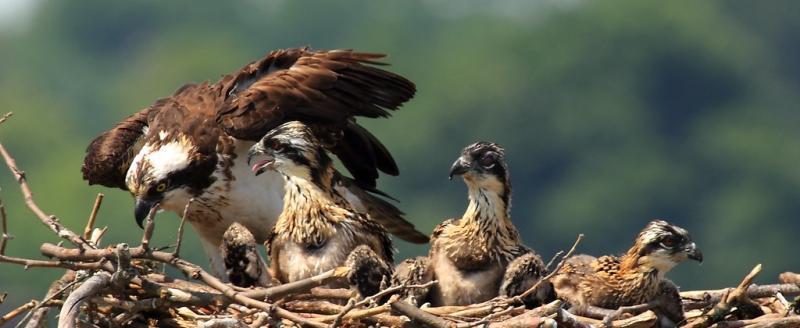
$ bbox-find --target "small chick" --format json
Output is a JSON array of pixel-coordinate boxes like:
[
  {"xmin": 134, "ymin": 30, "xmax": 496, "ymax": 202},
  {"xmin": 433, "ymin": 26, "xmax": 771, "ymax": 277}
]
[
  {"xmin": 552, "ymin": 220, "xmax": 702, "ymax": 322},
  {"xmin": 248, "ymin": 121, "xmax": 393, "ymax": 297},
  {"xmin": 393, "ymin": 142, "xmax": 551, "ymax": 306}
]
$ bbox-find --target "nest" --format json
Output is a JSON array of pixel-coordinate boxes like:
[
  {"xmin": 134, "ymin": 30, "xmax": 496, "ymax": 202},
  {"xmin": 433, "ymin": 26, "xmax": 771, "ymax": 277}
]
[{"xmin": 1, "ymin": 112, "xmax": 799, "ymax": 328}]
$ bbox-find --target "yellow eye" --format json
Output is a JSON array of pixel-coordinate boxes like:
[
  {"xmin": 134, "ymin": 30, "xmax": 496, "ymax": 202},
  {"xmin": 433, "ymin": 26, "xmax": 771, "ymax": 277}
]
[{"xmin": 155, "ymin": 183, "xmax": 167, "ymax": 192}]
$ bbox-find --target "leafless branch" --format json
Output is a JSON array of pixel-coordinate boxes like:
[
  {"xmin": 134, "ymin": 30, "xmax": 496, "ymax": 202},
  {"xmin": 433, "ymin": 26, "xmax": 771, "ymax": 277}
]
[
  {"xmin": 83, "ymin": 193, "xmax": 103, "ymax": 240},
  {"xmin": 0, "ymin": 142, "xmax": 89, "ymax": 249},
  {"xmin": 174, "ymin": 198, "xmax": 194, "ymax": 257}
]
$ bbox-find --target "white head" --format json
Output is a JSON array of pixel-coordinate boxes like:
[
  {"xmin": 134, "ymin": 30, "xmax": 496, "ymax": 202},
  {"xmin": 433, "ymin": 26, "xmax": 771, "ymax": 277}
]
[{"xmin": 126, "ymin": 131, "xmax": 217, "ymax": 227}]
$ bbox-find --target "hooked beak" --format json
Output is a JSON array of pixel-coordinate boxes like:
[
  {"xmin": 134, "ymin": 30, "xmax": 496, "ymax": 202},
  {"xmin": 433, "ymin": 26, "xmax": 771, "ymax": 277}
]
[
  {"xmin": 247, "ymin": 144, "xmax": 274, "ymax": 176},
  {"xmin": 448, "ymin": 157, "xmax": 471, "ymax": 180},
  {"xmin": 685, "ymin": 243, "xmax": 703, "ymax": 263},
  {"xmin": 134, "ymin": 198, "xmax": 158, "ymax": 229}
]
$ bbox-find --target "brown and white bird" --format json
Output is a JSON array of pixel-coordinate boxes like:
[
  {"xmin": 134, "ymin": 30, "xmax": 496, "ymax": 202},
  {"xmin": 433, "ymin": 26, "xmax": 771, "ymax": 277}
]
[
  {"xmin": 551, "ymin": 220, "xmax": 702, "ymax": 324},
  {"xmin": 81, "ymin": 48, "xmax": 427, "ymax": 275},
  {"xmin": 393, "ymin": 142, "xmax": 551, "ymax": 306},
  {"xmin": 248, "ymin": 121, "xmax": 393, "ymax": 297}
]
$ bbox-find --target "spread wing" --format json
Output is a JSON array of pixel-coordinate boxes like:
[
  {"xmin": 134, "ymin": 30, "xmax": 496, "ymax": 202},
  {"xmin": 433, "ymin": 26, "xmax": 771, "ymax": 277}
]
[
  {"xmin": 216, "ymin": 48, "xmax": 415, "ymax": 187},
  {"xmin": 81, "ymin": 105, "xmax": 160, "ymax": 189}
]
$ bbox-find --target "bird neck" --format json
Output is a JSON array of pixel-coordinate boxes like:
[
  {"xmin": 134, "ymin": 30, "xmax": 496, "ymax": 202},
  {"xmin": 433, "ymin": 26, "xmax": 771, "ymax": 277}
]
[
  {"xmin": 619, "ymin": 248, "xmax": 671, "ymax": 280},
  {"xmin": 457, "ymin": 184, "xmax": 521, "ymax": 250},
  {"xmin": 278, "ymin": 166, "xmax": 350, "ymax": 229},
  {"xmin": 462, "ymin": 184, "xmax": 512, "ymax": 228}
]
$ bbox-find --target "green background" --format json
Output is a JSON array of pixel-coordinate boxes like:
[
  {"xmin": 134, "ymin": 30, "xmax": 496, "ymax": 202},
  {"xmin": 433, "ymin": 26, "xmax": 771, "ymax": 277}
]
[{"xmin": 1, "ymin": 0, "xmax": 799, "ymax": 322}]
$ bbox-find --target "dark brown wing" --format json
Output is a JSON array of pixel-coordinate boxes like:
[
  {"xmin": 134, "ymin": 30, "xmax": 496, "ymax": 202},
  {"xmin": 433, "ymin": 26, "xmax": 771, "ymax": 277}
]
[
  {"xmin": 216, "ymin": 48, "xmax": 415, "ymax": 187},
  {"xmin": 81, "ymin": 105, "xmax": 160, "ymax": 189}
]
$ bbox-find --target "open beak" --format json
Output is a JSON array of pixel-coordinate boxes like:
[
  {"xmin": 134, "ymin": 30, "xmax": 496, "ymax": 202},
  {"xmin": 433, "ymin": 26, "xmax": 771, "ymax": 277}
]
[
  {"xmin": 448, "ymin": 156, "xmax": 471, "ymax": 180},
  {"xmin": 686, "ymin": 243, "xmax": 703, "ymax": 263},
  {"xmin": 247, "ymin": 145, "xmax": 274, "ymax": 176},
  {"xmin": 134, "ymin": 198, "xmax": 157, "ymax": 229}
]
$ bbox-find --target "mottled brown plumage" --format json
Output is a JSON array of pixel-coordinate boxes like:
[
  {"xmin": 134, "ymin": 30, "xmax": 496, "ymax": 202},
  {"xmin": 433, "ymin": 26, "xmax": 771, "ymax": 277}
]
[
  {"xmin": 250, "ymin": 121, "xmax": 393, "ymax": 297},
  {"xmin": 552, "ymin": 220, "xmax": 702, "ymax": 320},
  {"xmin": 393, "ymin": 142, "xmax": 550, "ymax": 306},
  {"xmin": 219, "ymin": 222, "xmax": 271, "ymax": 288},
  {"xmin": 81, "ymin": 48, "xmax": 427, "ymax": 276}
]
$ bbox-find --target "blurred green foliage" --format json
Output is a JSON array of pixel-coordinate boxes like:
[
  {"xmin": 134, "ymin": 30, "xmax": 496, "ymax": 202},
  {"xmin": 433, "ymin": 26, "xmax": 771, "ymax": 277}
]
[{"xmin": 1, "ymin": 0, "xmax": 799, "ymax": 319}]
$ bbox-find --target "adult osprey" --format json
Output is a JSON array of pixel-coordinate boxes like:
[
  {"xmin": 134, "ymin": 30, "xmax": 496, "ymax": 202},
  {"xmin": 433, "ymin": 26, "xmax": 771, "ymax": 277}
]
[{"xmin": 82, "ymin": 48, "xmax": 427, "ymax": 274}]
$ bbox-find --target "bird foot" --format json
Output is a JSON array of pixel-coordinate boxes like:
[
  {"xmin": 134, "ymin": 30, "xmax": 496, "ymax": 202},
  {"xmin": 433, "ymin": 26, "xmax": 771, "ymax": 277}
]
[{"xmin": 345, "ymin": 245, "xmax": 391, "ymax": 297}]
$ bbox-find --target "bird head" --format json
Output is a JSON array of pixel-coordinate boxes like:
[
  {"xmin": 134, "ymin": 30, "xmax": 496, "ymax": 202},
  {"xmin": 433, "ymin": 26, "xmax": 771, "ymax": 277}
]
[
  {"xmin": 627, "ymin": 220, "xmax": 703, "ymax": 273},
  {"xmin": 248, "ymin": 121, "xmax": 332, "ymax": 183},
  {"xmin": 125, "ymin": 128, "xmax": 217, "ymax": 228},
  {"xmin": 449, "ymin": 142, "xmax": 510, "ymax": 196}
]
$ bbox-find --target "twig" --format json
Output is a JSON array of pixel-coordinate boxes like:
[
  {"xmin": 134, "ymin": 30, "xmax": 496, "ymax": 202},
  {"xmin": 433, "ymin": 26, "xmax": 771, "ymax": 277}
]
[
  {"xmin": 507, "ymin": 234, "xmax": 584, "ymax": 306},
  {"xmin": 601, "ymin": 299, "xmax": 660, "ymax": 326},
  {"xmin": 488, "ymin": 300, "xmax": 562, "ymax": 328},
  {"xmin": 779, "ymin": 272, "xmax": 800, "ymax": 285},
  {"xmin": 0, "ymin": 198, "xmax": 10, "ymax": 255},
  {"xmin": 83, "ymin": 193, "xmax": 104, "ymax": 239},
  {"xmin": 392, "ymin": 300, "xmax": 453, "ymax": 328},
  {"xmin": 684, "ymin": 264, "xmax": 763, "ymax": 328},
  {"xmin": 174, "ymin": 198, "xmax": 193, "ymax": 257},
  {"xmin": 681, "ymin": 283, "xmax": 800, "ymax": 310},
  {"xmin": 0, "ymin": 254, "xmax": 104, "ymax": 270},
  {"xmin": 242, "ymin": 267, "xmax": 351, "ymax": 301},
  {"xmin": 57, "ymin": 272, "xmax": 111, "ymax": 328},
  {"xmin": 0, "ymin": 143, "xmax": 88, "ymax": 249},
  {"xmin": 24, "ymin": 270, "xmax": 77, "ymax": 328},
  {"xmin": 0, "ymin": 300, "xmax": 38, "ymax": 326},
  {"xmin": 0, "ymin": 112, "xmax": 12, "ymax": 125},
  {"xmin": 140, "ymin": 204, "xmax": 159, "ymax": 250},
  {"xmin": 330, "ymin": 298, "xmax": 356, "ymax": 328},
  {"xmin": 544, "ymin": 250, "xmax": 564, "ymax": 272},
  {"xmin": 331, "ymin": 280, "xmax": 438, "ymax": 327}
]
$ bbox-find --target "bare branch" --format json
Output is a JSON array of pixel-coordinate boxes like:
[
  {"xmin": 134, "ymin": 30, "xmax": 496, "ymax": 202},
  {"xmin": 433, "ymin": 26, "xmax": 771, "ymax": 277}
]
[
  {"xmin": 0, "ymin": 300, "xmax": 38, "ymax": 326},
  {"xmin": 174, "ymin": 198, "xmax": 194, "ymax": 257},
  {"xmin": 57, "ymin": 272, "xmax": 111, "ymax": 328},
  {"xmin": 83, "ymin": 193, "xmax": 104, "ymax": 240},
  {"xmin": 0, "ymin": 143, "xmax": 89, "ymax": 249}
]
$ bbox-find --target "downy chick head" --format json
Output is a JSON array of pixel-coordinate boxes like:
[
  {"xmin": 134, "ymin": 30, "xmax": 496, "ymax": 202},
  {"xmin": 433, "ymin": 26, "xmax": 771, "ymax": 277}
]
[
  {"xmin": 449, "ymin": 142, "xmax": 510, "ymax": 197},
  {"xmin": 628, "ymin": 220, "xmax": 703, "ymax": 273},
  {"xmin": 247, "ymin": 121, "xmax": 332, "ymax": 182}
]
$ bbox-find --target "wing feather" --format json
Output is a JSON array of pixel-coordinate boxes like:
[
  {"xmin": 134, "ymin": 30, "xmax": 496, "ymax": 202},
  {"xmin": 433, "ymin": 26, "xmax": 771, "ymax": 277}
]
[
  {"xmin": 81, "ymin": 105, "xmax": 160, "ymax": 189},
  {"xmin": 216, "ymin": 48, "xmax": 415, "ymax": 187}
]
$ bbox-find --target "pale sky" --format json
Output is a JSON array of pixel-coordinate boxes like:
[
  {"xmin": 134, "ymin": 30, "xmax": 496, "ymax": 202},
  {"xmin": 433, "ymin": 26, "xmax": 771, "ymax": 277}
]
[{"xmin": 0, "ymin": 0, "xmax": 40, "ymax": 32}]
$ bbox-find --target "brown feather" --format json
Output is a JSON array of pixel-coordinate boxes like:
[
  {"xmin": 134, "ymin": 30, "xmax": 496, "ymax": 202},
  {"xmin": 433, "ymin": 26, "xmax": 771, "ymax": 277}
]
[
  {"xmin": 216, "ymin": 48, "xmax": 415, "ymax": 187},
  {"xmin": 82, "ymin": 105, "xmax": 159, "ymax": 189}
]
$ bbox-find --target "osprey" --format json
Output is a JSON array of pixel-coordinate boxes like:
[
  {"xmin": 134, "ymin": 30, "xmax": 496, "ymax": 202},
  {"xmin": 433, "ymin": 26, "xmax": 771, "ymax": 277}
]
[
  {"xmin": 249, "ymin": 121, "xmax": 393, "ymax": 296},
  {"xmin": 551, "ymin": 220, "xmax": 702, "ymax": 324},
  {"xmin": 82, "ymin": 48, "xmax": 428, "ymax": 275},
  {"xmin": 393, "ymin": 142, "xmax": 551, "ymax": 306}
]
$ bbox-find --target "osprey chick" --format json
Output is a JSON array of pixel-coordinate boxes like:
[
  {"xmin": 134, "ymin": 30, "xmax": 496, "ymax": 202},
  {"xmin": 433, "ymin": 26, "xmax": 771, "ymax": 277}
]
[
  {"xmin": 82, "ymin": 48, "xmax": 427, "ymax": 275},
  {"xmin": 551, "ymin": 220, "xmax": 702, "ymax": 324},
  {"xmin": 249, "ymin": 121, "xmax": 393, "ymax": 297},
  {"xmin": 394, "ymin": 142, "xmax": 551, "ymax": 306}
]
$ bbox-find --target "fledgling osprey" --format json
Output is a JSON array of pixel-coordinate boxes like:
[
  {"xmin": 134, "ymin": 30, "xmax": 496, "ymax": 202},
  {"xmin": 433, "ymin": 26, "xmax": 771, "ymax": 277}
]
[
  {"xmin": 249, "ymin": 121, "xmax": 393, "ymax": 297},
  {"xmin": 551, "ymin": 220, "xmax": 702, "ymax": 325},
  {"xmin": 393, "ymin": 142, "xmax": 552, "ymax": 306},
  {"xmin": 81, "ymin": 48, "xmax": 428, "ymax": 275}
]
